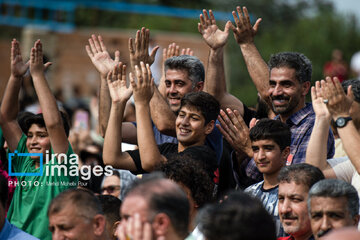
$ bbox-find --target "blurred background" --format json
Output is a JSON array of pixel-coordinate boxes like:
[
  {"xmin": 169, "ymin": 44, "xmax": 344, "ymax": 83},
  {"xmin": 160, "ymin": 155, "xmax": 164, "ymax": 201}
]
[{"xmin": 1, "ymin": 0, "xmax": 360, "ymax": 107}]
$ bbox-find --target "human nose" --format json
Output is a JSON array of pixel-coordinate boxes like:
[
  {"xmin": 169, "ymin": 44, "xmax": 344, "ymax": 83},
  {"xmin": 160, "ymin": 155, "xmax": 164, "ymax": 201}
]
[
  {"xmin": 169, "ymin": 83, "xmax": 177, "ymax": 93},
  {"xmin": 180, "ymin": 115, "xmax": 190, "ymax": 125},
  {"xmin": 279, "ymin": 199, "xmax": 291, "ymax": 214},
  {"xmin": 272, "ymin": 84, "xmax": 283, "ymax": 96},
  {"xmin": 52, "ymin": 229, "xmax": 65, "ymax": 240},
  {"xmin": 258, "ymin": 148, "xmax": 266, "ymax": 159},
  {"xmin": 29, "ymin": 136, "xmax": 38, "ymax": 145},
  {"xmin": 319, "ymin": 216, "xmax": 332, "ymax": 233}
]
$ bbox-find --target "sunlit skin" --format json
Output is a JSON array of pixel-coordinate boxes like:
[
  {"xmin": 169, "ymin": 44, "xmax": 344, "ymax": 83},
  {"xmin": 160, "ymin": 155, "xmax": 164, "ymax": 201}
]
[
  {"xmin": 175, "ymin": 106, "xmax": 213, "ymax": 152},
  {"xmin": 165, "ymin": 69, "xmax": 202, "ymax": 112},
  {"xmin": 101, "ymin": 175, "xmax": 121, "ymax": 199},
  {"xmin": 310, "ymin": 196, "xmax": 359, "ymax": 240},
  {"xmin": 49, "ymin": 204, "xmax": 99, "ymax": 240},
  {"xmin": 25, "ymin": 124, "xmax": 51, "ymax": 167},
  {"xmin": 268, "ymin": 67, "xmax": 310, "ymax": 121},
  {"xmin": 278, "ymin": 182, "xmax": 312, "ymax": 240}
]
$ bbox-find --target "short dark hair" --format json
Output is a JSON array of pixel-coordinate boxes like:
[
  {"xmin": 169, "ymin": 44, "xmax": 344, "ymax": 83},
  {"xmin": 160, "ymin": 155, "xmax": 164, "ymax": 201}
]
[
  {"xmin": 180, "ymin": 92, "xmax": 220, "ymax": 125},
  {"xmin": 48, "ymin": 188, "xmax": 103, "ymax": 221},
  {"xmin": 278, "ymin": 163, "xmax": 325, "ymax": 189},
  {"xmin": 249, "ymin": 119, "xmax": 291, "ymax": 151},
  {"xmin": 127, "ymin": 174, "xmax": 190, "ymax": 238},
  {"xmin": 164, "ymin": 55, "xmax": 205, "ymax": 86},
  {"xmin": 268, "ymin": 52, "xmax": 312, "ymax": 84},
  {"xmin": 24, "ymin": 111, "xmax": 70, "ymax": 137},
  {"xmin": 308, "ymin": 179, "xmax": 359, "ymax": 218},
  {"xmin": 198, "ymin": 190, "xmax": 276, "ymax": 240},
  {"xmin": 0, "ymin": 174, "xmax": 8, "ymax": 208},
  {"xmin": 97, "ymin": 195, "xmax": 121, "ymax": 224},
  {"xmin": 342, "ymin": 79, "xmax": 360, "ymax": 103},
  {"xmin": 157, "ymin": 154, "xmax": 215, "ymax": 208}
]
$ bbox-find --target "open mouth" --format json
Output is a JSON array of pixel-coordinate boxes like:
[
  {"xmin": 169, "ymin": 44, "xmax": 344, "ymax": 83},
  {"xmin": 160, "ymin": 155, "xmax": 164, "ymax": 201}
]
[{"xmin": 179, "ymin": 128, "xmax": 191, "ymax": 135}]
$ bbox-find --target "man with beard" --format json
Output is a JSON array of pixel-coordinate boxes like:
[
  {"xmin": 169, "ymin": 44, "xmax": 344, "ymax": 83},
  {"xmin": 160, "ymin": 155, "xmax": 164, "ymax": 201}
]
[
  {"xmin": 229, "ymin": 6, "xmax": 334, "ymax": 180},
  {"xmin": 277, "ymin": 163, "xmax": 325, "ymax": 240},
  {"xmin": 308, "ymin": 179, "xmax": 359, "ymax": 240}
]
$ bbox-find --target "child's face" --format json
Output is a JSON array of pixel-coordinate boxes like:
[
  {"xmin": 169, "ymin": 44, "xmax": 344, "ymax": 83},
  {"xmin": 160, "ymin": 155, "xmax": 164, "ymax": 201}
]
[
  {"xmin": 26, "ymin": 124, "xmax": 51, "ymax": 159},
  {"xmin": 175, "ymin": 105, "xmax": 212, "ymax": 146},
  {"xmin": 251, "ymin": 139, "xmax": 287, "ymax": 175}
]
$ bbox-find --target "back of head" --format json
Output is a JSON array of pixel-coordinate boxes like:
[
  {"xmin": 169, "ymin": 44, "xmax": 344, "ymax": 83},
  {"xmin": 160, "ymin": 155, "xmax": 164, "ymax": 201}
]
[
  {"xmin": 164, "ymin": 55, "xmax": 205, "ymax": 86},
  {"xmin": 342, "ymin": 79, "xmax": 360, "ymax": 103},
  {"xmin": 127, "ymin": 174, "xmax": 190, "ymax": 238},
  {"xmin": 268, "ymin": 52, "xmax": 312, "ymax": 84},
  {"xmin": 278, "ymin": 163, "xmax": 325, "ymax": 189},
  {"xmin": 308, "ymin": 179, "xmax": 359, "ymax": 218},
  {"xmin": 97, "ymin": 195, "xmax": 121, "ymax": 225},
  {"xmin": 157, "ymin": 154, "xmax": 215, "ymax": 208},
  {"xmin": 198, "ymin": 190, "xmax": 276, "ymax": 240},
  {"xmin": 180, "ymin": 91, "xmax": 220, "ymax": 125},
  {"xmin": 249, "ymin": 119, "xmax": 291, "ymax": 151},
  {"xmin": 48, "ymin": 188, "xmax": 103, "ymax": 220}
]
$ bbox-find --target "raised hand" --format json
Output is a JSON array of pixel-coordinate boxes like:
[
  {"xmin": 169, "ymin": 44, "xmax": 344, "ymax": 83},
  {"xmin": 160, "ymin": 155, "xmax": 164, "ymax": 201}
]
[
  {"xmin": 11, "ymin": 39, "xmax": 29, "ymax": 78},
  {"xmin": 322, "ymin": 77, "xmax": 353, "ymax": 119},
  {"xmin": 217, "ymin": 108, "xmax": 253, "ymax": 158},
  {"xmin": 86, "ymin": 34, "xmax": 120, "ymax": 78},
  {"xmin": 130, "ymin": 61, "xmax": 154, "ymax": 105},
  {"xmin": 311, "ymin": 79, "xmax": 331, "ymax": 121},
  {"xmin": 198, "ymin": 9, "xmax": 231, "ymax": 50},
  {"xmin": 117, "ymin": 213, "xmax": 153, "ymax": 240},
  {"xmin": 230, "ymin": 6, "xmax": 262, "ymax": 45},
  {"xmin": 29, "ymin": 40, "xmax": 45, "ymax": 78},
  {"xmin": 107, "ymin": 63, "xmax": 132, "ymax": 103},
  {"xmin": 129, "ymin": 27, "xmax": 159, "ymax": 70}
]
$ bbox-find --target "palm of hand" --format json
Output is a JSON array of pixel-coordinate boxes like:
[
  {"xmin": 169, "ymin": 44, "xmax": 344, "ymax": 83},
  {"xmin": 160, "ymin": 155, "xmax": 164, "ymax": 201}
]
[
  {"xmin": 203, "ymin": 26, "xmax": 228, "ymax": 49},
  {"xmin": 12, "ymin": 56, "xmax": 28, "ymax": 77},
  {"xmin": 313, "ymin": 98, "xmax": 330, "ymax": 118},
  {"xmin": 109, "ymin": 81, "xmax": 132, "ymax": 102},
  {"xmin": 93, "ymin": 52, "xmax": 117, "ymax": 75}
]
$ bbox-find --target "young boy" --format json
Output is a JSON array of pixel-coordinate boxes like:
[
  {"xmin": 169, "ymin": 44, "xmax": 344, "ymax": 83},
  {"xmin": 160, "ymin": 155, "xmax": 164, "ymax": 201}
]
[
  {"xmin": 244, "ymin": 119, "xmax": 291, "ymax": 238},
  {"xmin": 103, "ymin": 62, "xmax": 219, "ymax": 177},
  {"xmin": 0, "ymin": 39, "xmax": 78, "ymax": 240}
]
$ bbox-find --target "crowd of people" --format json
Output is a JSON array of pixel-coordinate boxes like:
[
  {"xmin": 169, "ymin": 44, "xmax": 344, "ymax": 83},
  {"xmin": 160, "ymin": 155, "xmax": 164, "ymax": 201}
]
[{"xmin": 1, "ymin": 5, "xmax": 360, "ymax": 240}]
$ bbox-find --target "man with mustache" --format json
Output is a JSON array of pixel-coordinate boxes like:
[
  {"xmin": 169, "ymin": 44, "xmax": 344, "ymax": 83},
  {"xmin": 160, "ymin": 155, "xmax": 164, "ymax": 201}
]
[
  {"xmin": 277, "ymin": 163, "xmax": 325, "ymax": 240},
  {"xmin": 308, "ymin": 179, "xmax": 359, "ymax": 240},
  {"xmin": 230, "ymin": 6, "xmax": 335, "ymax": 180}
]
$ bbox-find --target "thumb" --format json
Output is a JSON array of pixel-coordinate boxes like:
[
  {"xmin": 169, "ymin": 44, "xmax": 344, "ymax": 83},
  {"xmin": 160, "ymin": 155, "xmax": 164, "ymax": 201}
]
[
  {"xmin": 44, "ymin": 62, "xmax": 52, "ymax": 69},
  {"xmin": 224, "ymin": 21, "xmax": 232, "ymax": 34},
  {"xmin": 150, "ymin": 46, "xmax": 159, "ymax": 60},
  {"xmin": 253, "ymin": 18, "xmax": 262, "ymax": 33}
]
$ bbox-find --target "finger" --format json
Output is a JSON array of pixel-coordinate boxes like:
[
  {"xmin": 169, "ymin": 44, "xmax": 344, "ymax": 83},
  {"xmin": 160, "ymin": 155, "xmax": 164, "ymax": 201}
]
[
  {"xmin": 106, "ymin": 70, "xmax": 113, "ymax": 85},
  {"xmin": 249, "ymin": 118, "xmax": 257, "ymax": 129},
  {"xmin": 233, "ymin": 110, "xmax": 247, "ymax": 130},
  {"xmin": 133, "ymin": 213, "xmax": 142, "ymax": 240},
  {"xmin": 243, "ymin": 6, "xmax": 252, "ymax": 29},
  {"xmin": 142, "ymin": 222, "xmax": 152, "ymax": 240},
  {"xmin": 224, "ymin": 21, "xmax": 232, "ymax": 34},
  {"xmin": 189, "ymin": 50, "xmax": 194, "ymax": 56},
  {"xmin": 85, "ymin": 45, "xmax": 94, "ymax": 58},
  {"xmin": 135, "ymin": 30, "xmax": 140, "ymax": 52},
  {"xmin": 236, "ymin": 6, "xmax": 245, "ymax": 27},
  {"xmin": 333, "ymin": 77, "xmax": 343, "ymax": 95},
  {"xmin": 128, "ymin": 38, "xmax": 135, "ymax": 54},
  {"xmin": 150, "ymin": 46, "xmax": 159, "ymax": 60},
  {"xmin": 209, "ymin": 9, "xmax": 216, "ymax": 25},
  {"xmin": 135, "ymin": 65, "xmax": 142, "ymax": 84},
  {"xmin": 174, "ymin": 45, "xmax": 180, "ymax": 56},
  {"xmin": 216, "ymin": 122, "xmax": 235, "ymax": 146},
  {"xmin": 253, "ymin": 18, "xmax": 262, "ymax": 34},
  {"xmin": 130, "ymin": 72, "xmax": 136, "ymax": 88},
  {"xmin": 144, "ymin": 28, "xmax": 150, "ymax": 51},
  {"xmin": 315, "ymin": 81, "xmax": 322, "ymax": 99},
  {"xmin": 347, "ymin": 85, "xmax": 355, "ymax": 100},
  {"xmin": 88, "ymin": 35, "xmax": 97, "ymax": 54},
  {"xmin": 199, "ymin": 13, "xmax": 206, "ymax": 28},
  {"xmin": 219, "ymin": 109, "xmax": 238, "ymax": 138},
  {"xmin": 98, "ymin": 35, "xmax": 106, "ymax": 51},
  {"xmin": 44, "ymin": 62, "xmax": 52, "ymax": 69},
  {"xmin": 121, "ymin": 64, "xmax": 127, "ymax": 83},
  {"xmin": 117, "ymin": 223, "xmax": 127, "ymax": 240},
  {"xmin": 198, "ymin": 22, "xmax": 204, "ymax": 34},
  {"xmin": 311, "ymin": 86, "xmax": 316, "ymax": 102},
  {"xmin": 231, "ymin": 10, "xmax": 240, "ymax": 28},
  {"xmin": 126, "ymin": 217, "xmax": 133, "ymax": 240},
  {"xmin": 140, "ymin": 61, "xmax": 147, "ymax": 84},
  {"xmin": 30, "ymin": 47, "xmax": 35, "ymax": 64},
  {"xmin": 203, "ymin": 9, "xmax": 210, "ymax": 25},
  {"xmin": 115, "ymin": 50, "xmax": 120, "ymax": 63},
  {"xmin": 140, "ymin": 27, "xmax": 146, "ymax": 52},
  {"xmin": 92, "ymin": 34, "xmax": 102, "ymax": 52}
]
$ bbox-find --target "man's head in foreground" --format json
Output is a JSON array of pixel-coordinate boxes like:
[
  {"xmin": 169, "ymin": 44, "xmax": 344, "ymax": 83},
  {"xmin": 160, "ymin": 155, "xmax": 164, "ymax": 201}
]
[
  {"xmin": 48, "ymin": 188, "xmax": 108, "ymax": 240},
  {"xmin": 308, "ymin": 179, "xmax": 359, "ymax": 240},
  {"xmin": 278, "ymin": 163, "xmax": 325, "ymax": 239},
  {"xmin": 120, "ymin": 174, "xmax": 190, "ymax": 240}
]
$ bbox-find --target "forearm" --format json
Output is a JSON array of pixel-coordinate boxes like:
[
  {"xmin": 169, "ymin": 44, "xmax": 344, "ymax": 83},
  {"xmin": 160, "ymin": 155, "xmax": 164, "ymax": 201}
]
[
  {"xmin": 305, "ymin": 117, "xmax": 330, "ymax": 170},
  {"xmin": 0, "ymin": 75, "xmax": 22, "ymax": 122},
  {"xmin": 204, "ymin": 47, "xmax": 226, "ymax": 98},
  {"xmin": 136, "ymin": 104, "xmax": 165, "ymax": 171},
  {"xmin": 337, "ymin": 122, "xmax": 360, "ymax": 173},
  {"xmin": 99, "ymin": 76, "xmax": 112, "ymax": 137},
  {"xmin": 149, "ymin": 88, "xmax": 176, "ymax": 136},
  {"xmin": 239, "ymin": 43, "xmax": 270, "ymax": 101}
]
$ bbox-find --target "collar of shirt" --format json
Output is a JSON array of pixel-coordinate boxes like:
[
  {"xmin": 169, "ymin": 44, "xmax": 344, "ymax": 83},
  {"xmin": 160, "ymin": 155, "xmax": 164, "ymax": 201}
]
[{"xmin": 274, "ymin": 103, "xmax": 314, "ymax": 126}]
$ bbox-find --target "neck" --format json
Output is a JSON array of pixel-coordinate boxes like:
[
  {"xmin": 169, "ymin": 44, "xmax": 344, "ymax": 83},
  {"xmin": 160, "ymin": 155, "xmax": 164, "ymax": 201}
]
[
  {"xmin": 263, "ymin": 172, "xmax": 279, "ymax": 190},
  {"xmin": 293, "ymin": 231, "xmax": 313, "ymax": 240},
  {"xmin": 177, "ymin": 140, "xmax": 205, "ymax": 153}
]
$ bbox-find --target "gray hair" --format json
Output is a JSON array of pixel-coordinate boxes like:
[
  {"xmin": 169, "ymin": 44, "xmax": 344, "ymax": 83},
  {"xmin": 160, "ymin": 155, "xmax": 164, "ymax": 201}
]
[
  {"xmin": 164, "ymin": 55, "xmax": 205, "ymax": 86},
  {"xmin": 307, "ymin": 179, "xmax": 359, "ymax": 218}
]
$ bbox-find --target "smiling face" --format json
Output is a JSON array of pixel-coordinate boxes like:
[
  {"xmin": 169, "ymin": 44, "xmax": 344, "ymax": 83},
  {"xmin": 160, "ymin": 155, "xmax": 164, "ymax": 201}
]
[
  {"xmin": 26, "ymin": 124, "xmax": 51, "ymax": 160},
  {"xmin": 310, "ymin": 196, "xmax": 359, "ymax": 240},
  {"xmin": 175, "ymin": 105, "xmax": 213, "ymax": 149},
  {"xmin": 269, "ymin": 67, "xmax": 310, "ymax": 118},
  {"xmin": 251, "ymin": 139, "xmax": 288, "ymax": 175},
  {"xmin": 165, "ymin": 69, "xmax": 202, "ymax": 112},
  {"xmin": 278, "ymin": 181, "xmax": 312, "ymax": 238}
]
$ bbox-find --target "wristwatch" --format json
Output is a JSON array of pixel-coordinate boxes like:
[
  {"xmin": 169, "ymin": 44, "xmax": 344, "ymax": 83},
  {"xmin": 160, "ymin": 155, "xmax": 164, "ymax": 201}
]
[{"xmin": 334, "ymin": 116, "xmax": 352, "ymax": 128}]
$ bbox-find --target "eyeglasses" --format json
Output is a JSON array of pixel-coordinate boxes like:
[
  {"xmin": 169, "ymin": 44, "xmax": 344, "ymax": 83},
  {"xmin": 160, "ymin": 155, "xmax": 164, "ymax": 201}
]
[{"xmin": 101, "ymin": 185, "xmax": 120, "ymax": 194}]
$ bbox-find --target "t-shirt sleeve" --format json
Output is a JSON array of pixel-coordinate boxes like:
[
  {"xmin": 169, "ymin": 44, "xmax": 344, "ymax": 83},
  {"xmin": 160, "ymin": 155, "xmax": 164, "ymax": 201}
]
[
  {"xmin": 327, "ymin": 157, "xmax": 355, "ymax": 183},
  {"xmin": 127, "ymin": 149, "xmax": 146, "ymax": 174}
]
